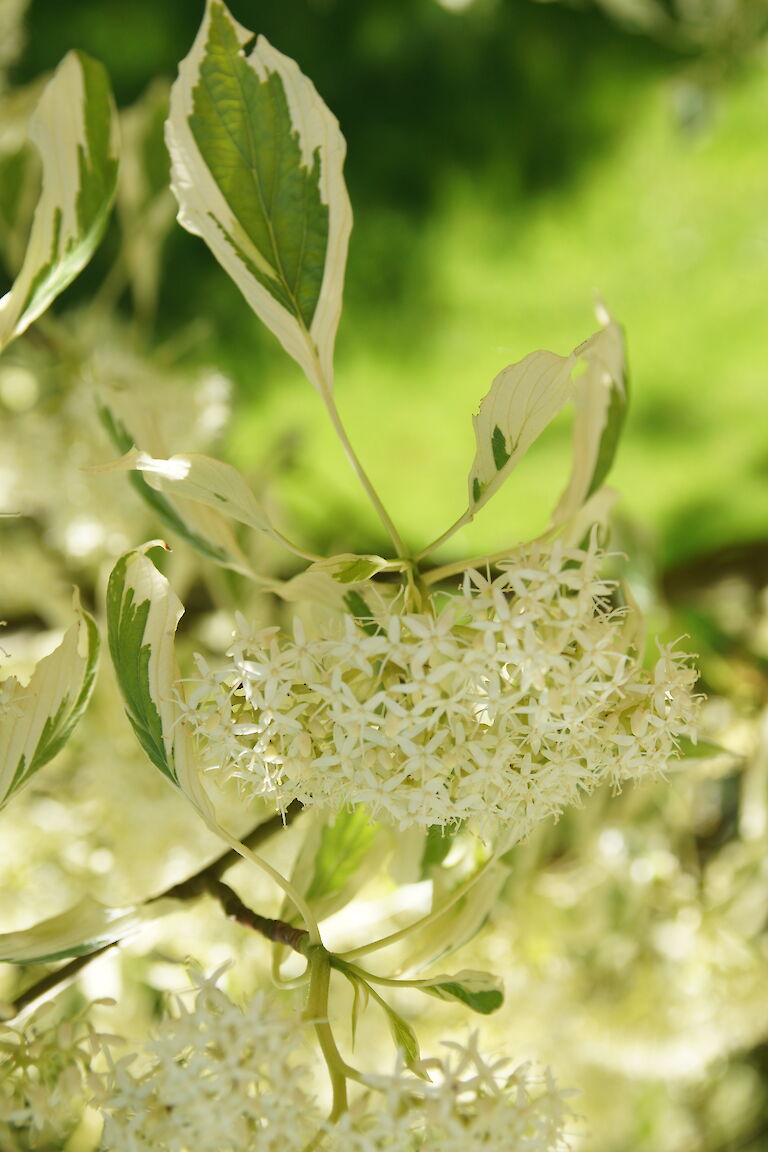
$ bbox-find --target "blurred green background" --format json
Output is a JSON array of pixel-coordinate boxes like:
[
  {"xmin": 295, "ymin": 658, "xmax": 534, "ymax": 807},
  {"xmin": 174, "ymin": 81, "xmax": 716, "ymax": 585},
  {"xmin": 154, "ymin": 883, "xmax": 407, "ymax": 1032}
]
[{"xmin": 9, "ymin": 0, "xmax": 768, "ymax": 568}]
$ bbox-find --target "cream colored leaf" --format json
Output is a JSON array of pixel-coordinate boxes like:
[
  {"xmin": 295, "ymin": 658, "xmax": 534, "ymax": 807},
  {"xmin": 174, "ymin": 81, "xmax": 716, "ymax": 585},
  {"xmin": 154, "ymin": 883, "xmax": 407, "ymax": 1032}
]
[
  {"xmin": 549, "ymin": 320, "xmax": 627, "ymax": 529},
  {"xmin": 0, "ymin": 895, "xmax": 181, "ymax": 965},
  {"xmin": 0, "ymin": 51, "xmax": 118, "ymax": 350},
  {"xmin": 468, "ymin": 348, "xmax": 578, "ymax": 515},
  {"xmin": 0, "ymin": 594, "xmax": 99, "ymax": 808}
]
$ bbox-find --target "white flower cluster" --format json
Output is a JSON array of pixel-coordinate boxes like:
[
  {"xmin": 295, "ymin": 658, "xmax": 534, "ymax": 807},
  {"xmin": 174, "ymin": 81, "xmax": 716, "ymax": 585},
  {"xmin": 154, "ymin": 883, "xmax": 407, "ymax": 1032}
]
[
  {"xmin": 183, "ymin": 539, "xmax": 699, "ymax": 837},
  {"xmin": 98, "ymin": 973, "xmax": 318, "ymax": 1152},
  {"xmin": 329, "ymin": 1035, "xmax": 572, "ymax": 1152},
  {"xmin": 0, "ymin": 1001, "xmax": 106, "ymax": 1146}
]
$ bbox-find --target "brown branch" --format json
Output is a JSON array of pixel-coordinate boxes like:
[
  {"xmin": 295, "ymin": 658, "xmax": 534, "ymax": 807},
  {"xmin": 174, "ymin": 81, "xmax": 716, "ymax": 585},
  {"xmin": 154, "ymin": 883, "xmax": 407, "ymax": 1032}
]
[{"xmin": 8, "ymin": 801, "xmax": 304, "ymax": 1019}]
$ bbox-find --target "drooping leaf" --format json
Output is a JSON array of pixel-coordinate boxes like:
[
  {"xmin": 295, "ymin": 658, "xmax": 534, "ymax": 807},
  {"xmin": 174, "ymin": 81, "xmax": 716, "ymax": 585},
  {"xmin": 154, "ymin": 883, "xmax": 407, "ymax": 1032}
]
[
  {"xmin": 0, "ymin": 595, "xmax": 100, "ymax": 809},
  {"xmin": 0, "ymin": 895, "xmax": 181, "ymax": 965},
  {"xmin": 0, "ymin": 51, "xmax": 118, "ymax": 350},
  {"xmin": 106, "ymin": 544, "xmax": 216, "ymax": 822},
  {"xmin": 167, "ymin": 0, "xmax": 352, "ymax": 398},
  {"xmin": 94, "ymin": 447, "xmax": 273, "ymax": 537},
  {"xmin": 403, "ymin": 866, "xmax": 510, "ymax": 972},
  {"xmin": 467, "ymin": 348, "xmax": 578, "ymax": 516},
  {"xmin": 107, "ymin": 544, "xmax": 178, "ymax": 784},
  {"xmin": 414, "ymin": 968, "xmax": 504, "ymax": 1015},
  {"xmin": 549, "ymin": 320, "xmax": 628, "ymax": 528},
  {"xmin": 466, "ymin": 321, "xmax": 627, "ymax": 530},
  {"xmin": 97, "ymin": 400, "xmax": 253, "ymax": 575},
  {"xmin": 363, "ymin": 983, "xmax": 427, "ymax": 1077}
]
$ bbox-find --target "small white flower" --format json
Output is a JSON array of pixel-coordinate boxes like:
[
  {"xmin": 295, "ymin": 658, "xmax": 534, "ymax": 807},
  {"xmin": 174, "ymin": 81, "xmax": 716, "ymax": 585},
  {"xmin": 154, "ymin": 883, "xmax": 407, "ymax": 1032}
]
[
  {"xmin": 97, "ymin": 971, "xmax": 319, "ymax": 1152},
  {"xmin": 327, "ymin": 1036, "xmax": 573, "ymax": 1151}
]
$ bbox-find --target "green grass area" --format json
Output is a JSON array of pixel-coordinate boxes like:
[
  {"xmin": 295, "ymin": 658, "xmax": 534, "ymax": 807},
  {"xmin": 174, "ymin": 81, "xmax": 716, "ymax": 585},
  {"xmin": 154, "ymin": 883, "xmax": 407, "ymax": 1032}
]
[{"xmin": 227, "ymin": 56, "xmax": 768, "ymax": 569}]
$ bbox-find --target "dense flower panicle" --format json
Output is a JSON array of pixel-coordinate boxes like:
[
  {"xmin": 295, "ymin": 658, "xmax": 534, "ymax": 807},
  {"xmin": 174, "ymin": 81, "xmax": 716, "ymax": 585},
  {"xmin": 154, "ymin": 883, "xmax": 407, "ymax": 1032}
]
[
  {"xmin": 182, "ymin": 539, "xmax": 700, "ymax": 836},
  {"xmin": 0, "ymin": 1002, "xmax": 109, "ymax": 1145},
  {"xmin": 98, "ymin": 973, "xmax": 319, "ymax": 1152},
  {"xmin": 328, "ymin": 1037, "xmax": 572, "ymax": 1151}
]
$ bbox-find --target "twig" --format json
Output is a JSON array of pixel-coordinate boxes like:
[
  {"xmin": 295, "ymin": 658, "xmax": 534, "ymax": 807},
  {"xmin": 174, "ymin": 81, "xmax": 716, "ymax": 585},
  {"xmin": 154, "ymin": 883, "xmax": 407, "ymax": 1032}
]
[{"xmin": 8, "ymin": 802, "xmax": 303, "ymax": 1019}]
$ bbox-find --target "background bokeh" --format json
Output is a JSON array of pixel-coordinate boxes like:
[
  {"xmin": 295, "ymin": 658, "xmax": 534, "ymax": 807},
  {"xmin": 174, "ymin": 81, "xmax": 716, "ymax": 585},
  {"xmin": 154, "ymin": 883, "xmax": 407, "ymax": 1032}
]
[
  {"xmin": 1, "ymin": 2, "xmax": 768, "ymax": 1151},
  {"xmin": 10, "ymin": 0, "xmax": 768, "ymax": 565}
]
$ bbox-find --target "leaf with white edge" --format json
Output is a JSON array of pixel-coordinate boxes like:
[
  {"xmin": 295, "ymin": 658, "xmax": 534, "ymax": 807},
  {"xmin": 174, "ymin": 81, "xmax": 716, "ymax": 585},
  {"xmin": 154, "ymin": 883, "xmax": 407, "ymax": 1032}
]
[
  {"xmin": 0, "ymin": 895, "xmax": 181, "ymax": 965},
  {"xmin": 0, "ymin": 595, "xmax": 99, "ymax": 809},
  {"xmin": 106, "ymin": 544, "xmax": 216, "ymax": 824},
  {"xmin": 97, "ymin": 400, "xmax": 254, "ymax": 575},
  {"xmin": 276, "ymin": 560, "xmax": 391, "ymax": 613},
  {"xmin": 0, "ymin": 51, "xmax": 118, "ymax": 350},
  {"xmin": 96, "ymin": 448, "xmax": 273, "ymax": 536},
  {"xmin": 315, "ymin": 553, "xmax": 391, "ymax": 585},
  {"xmin": 549, "ymin": 320, "xmax": 628, "ymax": 528},
  {"xmin": 167, "ymin": 0, "xmax": 352, "ymax": 398},
  {"xmin": 467, "ymin": 347, "xmax": 578, "ymax": 516},
  {"xmin": 414, "ymin": 969, "xmax": 504, "ymax": 1015}
]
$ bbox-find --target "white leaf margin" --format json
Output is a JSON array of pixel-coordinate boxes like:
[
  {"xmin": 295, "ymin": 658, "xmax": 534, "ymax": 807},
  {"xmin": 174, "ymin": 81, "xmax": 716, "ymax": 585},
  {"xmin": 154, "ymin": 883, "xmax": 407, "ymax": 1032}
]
[
  {"xmin": 0, "ymin": 593, "xmax": 99, "ymax": 809},
  {"xmin": 0, "ymin": 50, "xmax": 118, "ymax": 350},
  {"xmin": 166, "ymin": 0, "xmax": 352, "ymax": 398}
]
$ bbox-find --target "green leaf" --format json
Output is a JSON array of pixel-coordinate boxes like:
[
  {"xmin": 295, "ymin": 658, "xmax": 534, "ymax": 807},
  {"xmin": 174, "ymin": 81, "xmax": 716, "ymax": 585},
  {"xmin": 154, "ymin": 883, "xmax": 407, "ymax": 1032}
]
[
  {"xmin": 167, "ymin": 0, "xmax": 352, "ymax": 397},
  {"xmin": 420, "ymin": 823, "xmax": 460, "ymax": 879},
  {"xmin": 675, "ymin": 735, "xmax": 742, "ymax": 764},
  {"xmin": 305, "ymin": 809, "xmax": 379, "ymax": 907},
  {"xmin": 0, "ymin": 895, "xmax": 181, "ymax": 965},
  {"xmin": 415, "ymin": 969, "xmax": 504, "ymax": 1015},
  {"xmin": 284, "ymin": 809, "xmax": 384, "ymax": 928},
  {"xmin": 94, "ymin": 446, "xmax": 273, "ymax": 540},
  {"xmin": 0, "ymin": 51, "xmax": 118, "ymax": 350},
  {"xmin": 363, "ymin": 983, "xmax": 426, "ymax": 1076},
  {"xmin": 106, "ymin": 544, "xmax": 217, "ymax": 824},
  {"xmin": 0, "ymin": 594, "xmax": 100, "ymax": 809}
]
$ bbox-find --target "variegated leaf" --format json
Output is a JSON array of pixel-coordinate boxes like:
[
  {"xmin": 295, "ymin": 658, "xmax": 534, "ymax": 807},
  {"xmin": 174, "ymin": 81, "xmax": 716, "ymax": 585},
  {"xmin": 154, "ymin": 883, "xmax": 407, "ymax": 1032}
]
[
  {"xmin": 167, "ymin": 0, "xmax": 352, "ymax": 398},
  {"xmin": 106, "ymin": 544, "xmax": 217, "ymax": 823},
  {"xmin": 0, "ymin": 596, "xmax": 99, "ymax": 809},
  {"xmin": 468, "ymin": 347, "xmax": 578, "ymax": 516},
  {"xmin": 549, "ymin": 320, "xmax": 628, "ymax": 528},
  {"xmin": 0, "ymin": 51, "xmax": 118, "ymax": 350},
  {"xmin": 413, "ymin": 968, "xmax": 503, "ymax": 1015},
  {"xmin": 0, "ymin": 894, "xmax": 181, "ymax": 965},
  {"xmin": 97, "ymin": 448, "xmax": 273, "ymax": 536},
  {"xmin": 467, "ymin": 322, "xmax": 627, "ymax": 529},
  {"xmin": 97, "ymin": 397, "xmax": 254, "ymax": 575}
]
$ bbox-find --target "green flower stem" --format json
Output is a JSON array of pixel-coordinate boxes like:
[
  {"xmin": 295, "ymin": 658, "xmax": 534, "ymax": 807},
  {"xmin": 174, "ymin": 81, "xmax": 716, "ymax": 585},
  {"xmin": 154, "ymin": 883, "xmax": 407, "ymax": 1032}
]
[
  {"xmin": 305, "ymin": 945, "xmax": 350, "ymax": 1123},
  {"xmin": 336, "ymin": 854, "xmax": 500, "ymax": 962},
  {"xmin": 223, "ymin": 835, "xmax": 322, "ymax": 945},
  {"xmin": 413, "ymin": 509, "xmax": 472, "ymax": 564},
  {"xmin": 423, "ymin": 543, "xmax": 531, "ymax": 585}
]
